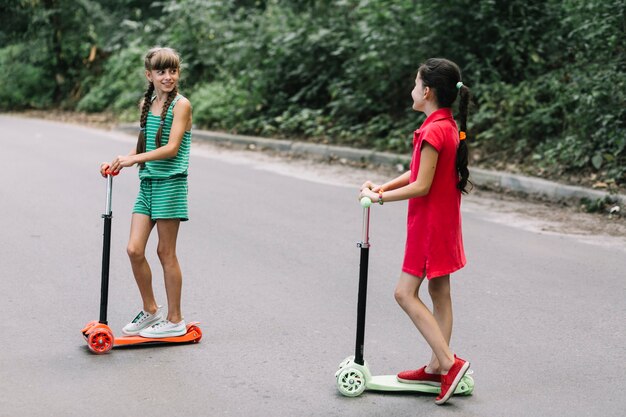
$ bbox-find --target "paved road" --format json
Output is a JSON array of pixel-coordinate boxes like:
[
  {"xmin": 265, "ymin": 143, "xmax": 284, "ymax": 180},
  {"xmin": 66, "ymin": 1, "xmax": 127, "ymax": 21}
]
[{"xmin": 1, "ymin": 115, "xmax": 625, "ymax": 417}]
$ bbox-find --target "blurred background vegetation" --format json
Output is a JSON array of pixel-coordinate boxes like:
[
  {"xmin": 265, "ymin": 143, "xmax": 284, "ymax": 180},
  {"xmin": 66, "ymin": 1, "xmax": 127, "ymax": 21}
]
[{"xmin": 1, "ymin": 0, "xmax": 624, "ymax": 187}]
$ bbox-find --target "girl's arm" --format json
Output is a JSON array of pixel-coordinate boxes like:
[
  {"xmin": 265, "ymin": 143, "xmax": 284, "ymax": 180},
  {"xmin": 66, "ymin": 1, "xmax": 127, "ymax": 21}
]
[
  {"xmin": 361, "ymin": 142, "xmax": 438, "ymax": 202},
  {"xmin": 379, "ymin": 171, "xmax": 411, "ymax": 192},
  {"xmin": 109, "ymin": 98, "xmax": 192, "ymax": 171},
  {"xmin": 361, "ymin": 171, "xmax": 410, "ymax": 193}
]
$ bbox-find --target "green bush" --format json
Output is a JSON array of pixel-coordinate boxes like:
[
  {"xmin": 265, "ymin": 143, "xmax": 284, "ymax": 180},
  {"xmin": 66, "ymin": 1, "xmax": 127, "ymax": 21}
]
[
  {"xmin": 2, "ymin": 0, "xmax": 625, "ymax": 185},
  {"xmin": 190, "ymin": 79, "xmax": 262, "ymax": 131},
  {"xmin": 77, "ymin": 45, "xmax": 146, "ymax": 113},
  {"xmin": 0, "ymin": 43, "xmax": 55, "ymax": 110}
]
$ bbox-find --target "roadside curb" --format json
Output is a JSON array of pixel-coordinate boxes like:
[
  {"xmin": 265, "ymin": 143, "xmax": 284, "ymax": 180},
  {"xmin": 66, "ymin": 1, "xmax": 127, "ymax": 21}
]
[{"xmin": 117, "ymin": 124, "xmax": 626, "ymax": 205}]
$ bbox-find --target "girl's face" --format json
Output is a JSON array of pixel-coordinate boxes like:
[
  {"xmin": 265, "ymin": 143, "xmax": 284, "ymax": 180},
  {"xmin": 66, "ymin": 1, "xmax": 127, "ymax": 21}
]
[
  {"xmin": 146, "ymin": 67, "xmax": 179, "ymax": 94},
  {"xmin": 411, "ymin": 73, "xmax": 428, "ymax": 112}
]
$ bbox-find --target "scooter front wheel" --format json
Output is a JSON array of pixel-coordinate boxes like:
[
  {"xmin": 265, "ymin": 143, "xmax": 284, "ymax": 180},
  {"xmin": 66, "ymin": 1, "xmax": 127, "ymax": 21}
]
[
  {"xmin": 88, "ymin": 328, "xmax": 114, "ymax": 354},
  {"xmin": 337, "ymin": 367, "xmax": 366, "ymax": 397}
]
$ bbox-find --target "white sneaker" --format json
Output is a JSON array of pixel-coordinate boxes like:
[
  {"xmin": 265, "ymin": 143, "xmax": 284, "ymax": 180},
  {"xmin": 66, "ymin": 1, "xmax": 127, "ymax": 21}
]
[
  {"xmin": 122, "ymin": 307, "xmax": 164, "ymax": 335},
  {"xmin": 139, "ymin": 319, "xmax": 187, "ymax": 338}
]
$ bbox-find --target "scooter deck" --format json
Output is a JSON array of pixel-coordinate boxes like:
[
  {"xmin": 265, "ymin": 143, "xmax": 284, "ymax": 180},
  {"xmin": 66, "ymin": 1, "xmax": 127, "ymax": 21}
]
[
  {"xmin": 114, "ymin": 322, "xmax": 202, "ymax": 346},
  {"xmin": 367, "ymin": 374, "xmax": 474, "ymax": 395},
  {"xmin": 82, "ymin": 321, "xmax": 202, "ymax": 351}
]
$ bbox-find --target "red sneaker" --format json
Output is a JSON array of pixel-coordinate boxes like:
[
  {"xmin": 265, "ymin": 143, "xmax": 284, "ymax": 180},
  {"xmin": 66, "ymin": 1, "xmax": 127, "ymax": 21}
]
[
  {"xmin": 435, "ymin": 355, "xmax": 470, "ymax": 405},
  {"xmin": 397, "ymin": 366, "xmax": 441, "ymax": 386}
]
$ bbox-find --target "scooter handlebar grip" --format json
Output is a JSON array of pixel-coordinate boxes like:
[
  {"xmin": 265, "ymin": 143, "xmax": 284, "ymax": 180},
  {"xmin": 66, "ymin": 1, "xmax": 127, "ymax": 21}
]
[{"xmin": 360, "ymin": 197, "xmax": 372, "ymax": 208}]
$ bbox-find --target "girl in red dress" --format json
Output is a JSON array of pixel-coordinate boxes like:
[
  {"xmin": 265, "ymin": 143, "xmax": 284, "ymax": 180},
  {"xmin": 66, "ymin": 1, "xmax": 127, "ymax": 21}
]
[{"xmin": 359, "ymin": 58, "xmax": 471, "ymax": 405}]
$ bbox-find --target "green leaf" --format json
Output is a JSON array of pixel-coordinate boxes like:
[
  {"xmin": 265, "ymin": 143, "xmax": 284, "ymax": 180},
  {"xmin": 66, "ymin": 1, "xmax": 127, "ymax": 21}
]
[{"xmin": 591, "ymin": 154, "xmax": 603, "ymax": 170}]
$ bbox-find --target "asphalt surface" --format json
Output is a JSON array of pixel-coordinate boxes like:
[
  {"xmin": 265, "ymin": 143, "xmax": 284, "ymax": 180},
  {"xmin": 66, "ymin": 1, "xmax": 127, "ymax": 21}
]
[{"xmin": 1, "ymin": 115, "xmax": 625, "ymax": 417}]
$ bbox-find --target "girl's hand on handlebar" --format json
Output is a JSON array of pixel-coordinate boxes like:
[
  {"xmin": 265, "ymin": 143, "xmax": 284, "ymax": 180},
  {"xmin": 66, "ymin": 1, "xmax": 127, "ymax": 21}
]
[
  {"xmin": 360, "ymin": 181, "xmax": 382, "ymax": 193},
  {"xmin": 100, "ymin": 162, "xmax": 111, "ymax": 178},
  {"xmin": 359, "ymin": 187, "xmax": 378, "ymax": 202},
  {"xmin": 100, "ymin": 162, "xmax": 120, "ymax": 177}
]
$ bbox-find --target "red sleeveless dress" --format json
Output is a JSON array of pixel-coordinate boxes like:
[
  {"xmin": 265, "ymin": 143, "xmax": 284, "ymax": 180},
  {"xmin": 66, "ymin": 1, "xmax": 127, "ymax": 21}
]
[{"xmin": 401, "ymin": 108, "xmax": 466, "ymax": 279}]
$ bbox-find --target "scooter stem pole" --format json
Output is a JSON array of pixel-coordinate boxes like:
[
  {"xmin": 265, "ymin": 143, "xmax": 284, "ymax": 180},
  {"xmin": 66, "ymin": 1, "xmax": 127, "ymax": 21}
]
[
  {"xmin": 105, "ymin": 173, "xmax": 113, "ymax": 215},
  {"xmin": 99, "ymin": 175, "xmax": 114, "ymax": 324},
  {"xmin": 354, "ymin": 205, "xmax": 371, "ymax": 365}
]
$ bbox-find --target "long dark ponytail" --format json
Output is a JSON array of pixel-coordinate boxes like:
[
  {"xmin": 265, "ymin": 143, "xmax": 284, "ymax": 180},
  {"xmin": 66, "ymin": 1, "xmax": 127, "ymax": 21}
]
[
  {"xmin": 456, "ymin": 83, "xmax": 471, "ymax": 193},
  {"xmin": 418, "ymin": 58, "xmax": 472, "ymax": 194}
]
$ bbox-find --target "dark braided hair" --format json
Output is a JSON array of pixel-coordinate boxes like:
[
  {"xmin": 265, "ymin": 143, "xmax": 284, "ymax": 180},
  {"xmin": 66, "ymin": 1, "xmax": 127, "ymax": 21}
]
[
  {"xmin": 135, "ymin": 47, "xmax": 181, "ymax": 165},
  {"xmin": 136, "ymin": 83, "xmax": 154, "ymax": 156},
  {"xmin": 154, "ymin": 86, "xmax": 178, "ymax": 148},
  {"xmin": 418, "ymin": 58, "xmax": 472, "ymax": 194}
]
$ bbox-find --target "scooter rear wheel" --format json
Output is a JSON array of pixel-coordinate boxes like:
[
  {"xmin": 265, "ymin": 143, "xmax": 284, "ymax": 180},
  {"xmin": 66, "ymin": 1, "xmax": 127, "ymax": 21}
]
[
  {"xmin": 188, "ymin": 325, "xmax": 202, "ymax": 343},
  {"xmin": 88, "ymin": 328, "xmax": 114, "ymax": 354},
  {"xmin": 456, "ymin": 374, "xmax": 475, "ymax": 395}
]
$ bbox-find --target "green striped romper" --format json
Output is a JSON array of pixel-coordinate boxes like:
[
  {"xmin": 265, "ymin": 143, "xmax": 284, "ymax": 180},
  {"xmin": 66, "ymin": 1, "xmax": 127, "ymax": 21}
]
[{"xmin": 133, "ymin": 94, "xmax": 191, "ymax": 221}]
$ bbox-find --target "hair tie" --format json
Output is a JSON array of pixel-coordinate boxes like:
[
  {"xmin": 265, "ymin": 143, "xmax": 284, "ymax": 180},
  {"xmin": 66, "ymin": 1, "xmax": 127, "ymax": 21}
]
[
  {"xmin": 159, "ymin": 120, "xmax": 165, "ymax": 126},
  {"xmin": 139, "ymin": 127, "xmax": 146, "ymax": 132},
  {"xmin": 456, "ymin": 81, "xmax": 464, "ymax": 90},
  {"xmin": 459, "ymin": 131, "xmax": 467, "ymax": 141}
]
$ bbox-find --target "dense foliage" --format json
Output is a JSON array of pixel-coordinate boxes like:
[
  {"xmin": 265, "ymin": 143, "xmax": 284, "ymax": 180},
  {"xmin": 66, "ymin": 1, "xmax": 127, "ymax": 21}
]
[{"xmin": 1, "ymin": 0, "xmax": 625, "ymax": 186}]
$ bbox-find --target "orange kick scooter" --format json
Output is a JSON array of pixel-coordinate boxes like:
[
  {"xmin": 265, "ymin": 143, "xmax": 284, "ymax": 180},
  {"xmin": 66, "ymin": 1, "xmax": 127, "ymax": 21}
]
[{"xmin": 82, "ymin": 171, "xmax": 201, "ymax": 354}]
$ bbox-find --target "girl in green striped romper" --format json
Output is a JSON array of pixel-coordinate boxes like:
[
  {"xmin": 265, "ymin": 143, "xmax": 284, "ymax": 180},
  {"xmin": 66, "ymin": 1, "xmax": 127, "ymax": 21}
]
[{"xmin": 100, "ymin": 47, "xmax": 192, "ymax": 338}]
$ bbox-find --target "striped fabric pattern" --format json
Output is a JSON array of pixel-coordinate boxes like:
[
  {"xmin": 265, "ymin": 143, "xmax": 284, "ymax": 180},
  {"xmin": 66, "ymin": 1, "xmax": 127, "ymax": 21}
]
[
  {"xmin": 132, "ymin": 93, "xmax": 191, "ymax": 221},
  {"xmin": 133, "ymin": 176, "xmax": 188, "ymax": 221},
  {"xmin": 139, "ymin": 94, "xmax": 191, "ymax": 180}
]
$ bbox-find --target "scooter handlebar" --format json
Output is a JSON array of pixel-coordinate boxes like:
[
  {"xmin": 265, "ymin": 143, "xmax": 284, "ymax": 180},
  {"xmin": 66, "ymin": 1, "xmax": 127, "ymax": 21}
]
[{"xmin": 360, "ymin": 196, "xmax": 372, "ymax": 208}]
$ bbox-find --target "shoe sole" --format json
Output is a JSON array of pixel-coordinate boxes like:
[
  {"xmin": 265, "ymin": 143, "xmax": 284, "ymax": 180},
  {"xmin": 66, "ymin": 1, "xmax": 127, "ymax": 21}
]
[
  {"xmin": 397, "ymin": 377, "xmax": 441, "ymax": 386},
  {"xmin": 435, "ymin": 361, "xmax": 470, "ymax": 405},
  {"xmin": 138, "ymin": 329, "xmax": 186, "ymax": 338}
]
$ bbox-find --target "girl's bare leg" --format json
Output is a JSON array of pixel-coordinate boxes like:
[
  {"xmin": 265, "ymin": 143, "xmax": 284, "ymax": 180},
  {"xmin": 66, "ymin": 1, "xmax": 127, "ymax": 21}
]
[
  {"xmin": 394, "ymin": 272, "xmax": 455, "ymax": 373},
  {"xmin": 127, "ymin": 213, "xmax": 158, "ymax": 313},
  {"xmin": 426, "ymin": 275, "xmax": 452, "ymax": 373},
  {"xmin": 155, "ymin": 219, "xmax": 183, "ymax": 323}
]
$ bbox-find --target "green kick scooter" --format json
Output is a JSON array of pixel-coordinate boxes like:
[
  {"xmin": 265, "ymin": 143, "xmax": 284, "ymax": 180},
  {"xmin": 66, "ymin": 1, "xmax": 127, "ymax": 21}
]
[{"xmin": 335, "ymin": 197, "xmax": 475, "ymax": 397}]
